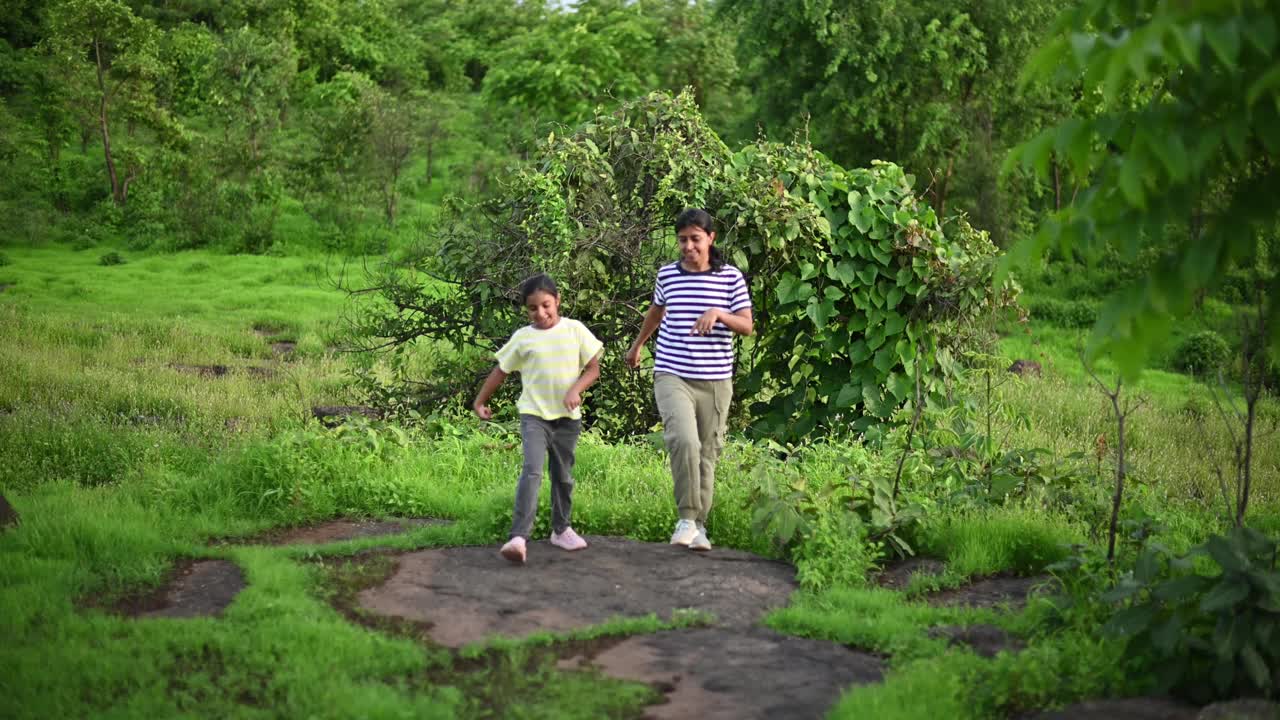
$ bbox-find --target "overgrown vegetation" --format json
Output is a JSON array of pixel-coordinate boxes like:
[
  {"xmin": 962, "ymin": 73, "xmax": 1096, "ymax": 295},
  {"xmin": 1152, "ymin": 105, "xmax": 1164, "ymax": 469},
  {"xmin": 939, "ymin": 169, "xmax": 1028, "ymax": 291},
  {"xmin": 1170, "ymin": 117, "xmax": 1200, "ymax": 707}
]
[{"xmin": 3, "ymin": 0, "xmax": 1280, "ymax": 717}]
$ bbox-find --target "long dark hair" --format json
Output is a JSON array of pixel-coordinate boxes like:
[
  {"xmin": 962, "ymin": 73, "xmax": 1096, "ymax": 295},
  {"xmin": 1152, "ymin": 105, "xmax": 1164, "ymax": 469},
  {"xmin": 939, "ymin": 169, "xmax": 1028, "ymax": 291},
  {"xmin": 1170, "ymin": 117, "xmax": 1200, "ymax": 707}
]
[
  {"xmin": 675, "ymin": 208, "xmax": 725, "ymax": 272},
  {"xmin": 518, "ymin": 273, "xmax": 559, "ymax": 302}
]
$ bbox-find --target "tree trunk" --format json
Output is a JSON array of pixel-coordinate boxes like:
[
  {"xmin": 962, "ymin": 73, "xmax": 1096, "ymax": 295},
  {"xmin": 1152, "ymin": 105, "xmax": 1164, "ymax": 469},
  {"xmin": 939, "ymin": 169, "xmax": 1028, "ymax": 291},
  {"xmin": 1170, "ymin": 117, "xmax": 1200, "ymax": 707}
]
[
  {"xmin": 425, "ymin": 138, "xmax": 434, "ymax": 187},
  {"xmin": 1052, "ymin": 155, "xmax": 1062, "ymax": 212},
  {"xmin": 1107, "ymin": 395, "xmax": 1126, "ymax": 564},
  {"xmin": 93, "ymin": 35, "xmax": 124, "ymax": 206}
]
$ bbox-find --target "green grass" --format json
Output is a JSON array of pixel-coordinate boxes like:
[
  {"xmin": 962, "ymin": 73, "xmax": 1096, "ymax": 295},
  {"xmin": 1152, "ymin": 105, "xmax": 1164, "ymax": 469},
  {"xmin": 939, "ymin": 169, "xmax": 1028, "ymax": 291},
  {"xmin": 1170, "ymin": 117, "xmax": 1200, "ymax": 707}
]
[{"xmin": 997, "ymin": 326, "xmax": 1280, "ymax": 506}]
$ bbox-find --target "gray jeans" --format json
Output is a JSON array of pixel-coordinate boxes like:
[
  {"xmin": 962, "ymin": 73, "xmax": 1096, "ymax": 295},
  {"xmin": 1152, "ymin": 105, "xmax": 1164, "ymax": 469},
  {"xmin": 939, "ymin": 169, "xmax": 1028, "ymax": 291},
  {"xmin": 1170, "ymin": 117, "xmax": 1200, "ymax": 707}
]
[{"xmin": 511, "ymin": 414, "xmax": 582, "ymax": 539}]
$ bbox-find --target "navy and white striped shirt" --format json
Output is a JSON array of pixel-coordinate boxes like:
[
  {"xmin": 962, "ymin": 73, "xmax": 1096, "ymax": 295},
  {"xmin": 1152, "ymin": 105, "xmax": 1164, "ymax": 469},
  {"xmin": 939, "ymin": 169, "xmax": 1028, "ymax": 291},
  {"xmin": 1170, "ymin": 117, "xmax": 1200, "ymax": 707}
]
[{"xmin": 652, "ymin": 262, "xmax": 752, "ymax": 381}]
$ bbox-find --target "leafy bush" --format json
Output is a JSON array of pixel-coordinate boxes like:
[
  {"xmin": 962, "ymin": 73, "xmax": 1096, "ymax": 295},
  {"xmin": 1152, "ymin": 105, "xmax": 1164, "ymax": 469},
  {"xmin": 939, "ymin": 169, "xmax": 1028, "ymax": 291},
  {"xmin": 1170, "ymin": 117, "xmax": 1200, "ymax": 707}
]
[
  {"xmin": 354, "ymin": 91, "xmax": 1013, "ymax": 441},
  {"xmin": 0, "ymin": 251, "xmax": 9, "ymax": 267},
  {"xmin": 1171, "ymin": 331, "xmax": 1231, "ymax": 374},
  {"xmin": 1102, "ymin": 527, "xmax": 1280, "ymax": 702},
  {"xmin": 97, "ymin": 251, "xmax": 126, "ymax": 266}
]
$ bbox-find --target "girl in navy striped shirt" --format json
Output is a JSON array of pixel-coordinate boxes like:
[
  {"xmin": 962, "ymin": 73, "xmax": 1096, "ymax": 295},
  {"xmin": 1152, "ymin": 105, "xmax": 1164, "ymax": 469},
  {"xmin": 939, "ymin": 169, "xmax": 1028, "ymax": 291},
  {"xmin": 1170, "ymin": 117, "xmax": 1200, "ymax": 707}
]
[{"xmin": 625, "ymin": 209, "xmax": 753, "ymax": 551}]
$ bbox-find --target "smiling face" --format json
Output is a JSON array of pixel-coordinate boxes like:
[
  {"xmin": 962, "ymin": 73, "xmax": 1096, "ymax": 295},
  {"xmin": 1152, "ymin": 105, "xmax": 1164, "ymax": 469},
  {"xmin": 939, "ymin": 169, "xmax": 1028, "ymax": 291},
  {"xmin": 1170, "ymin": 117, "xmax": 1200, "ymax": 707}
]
[
  {"xmin": 525, "ymin": 289, "xmax": 561, "ymax": 330},
  {"xmin": 677, "ymin": 225, "xmax": 716, "ymax": 272}
]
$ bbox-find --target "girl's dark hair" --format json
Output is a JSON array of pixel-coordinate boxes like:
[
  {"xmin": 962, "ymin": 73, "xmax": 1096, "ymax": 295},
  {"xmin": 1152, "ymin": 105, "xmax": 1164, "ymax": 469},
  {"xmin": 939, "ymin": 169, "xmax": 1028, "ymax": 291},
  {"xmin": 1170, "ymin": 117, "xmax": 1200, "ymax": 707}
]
[
  {"xmin": 518, "ymin": 273, "xmax": 559, "ymax": 302},
  {"xmin": 675, "ymin": 208, "xmax": 725, "ymax": 271}
]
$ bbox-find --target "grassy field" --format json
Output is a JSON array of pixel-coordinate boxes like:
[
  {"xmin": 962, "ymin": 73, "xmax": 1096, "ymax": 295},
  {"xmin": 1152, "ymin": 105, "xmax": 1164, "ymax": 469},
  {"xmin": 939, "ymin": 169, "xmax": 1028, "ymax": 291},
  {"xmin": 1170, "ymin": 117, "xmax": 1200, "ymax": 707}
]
[{"xmin": 1, "ymin": 241, "xmax": 1277, "ymax": 718}]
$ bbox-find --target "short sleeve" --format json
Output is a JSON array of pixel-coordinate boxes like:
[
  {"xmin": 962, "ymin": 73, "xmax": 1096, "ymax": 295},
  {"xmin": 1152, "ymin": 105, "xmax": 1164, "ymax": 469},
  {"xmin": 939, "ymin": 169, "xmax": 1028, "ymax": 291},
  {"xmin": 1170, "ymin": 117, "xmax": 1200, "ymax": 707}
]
[
  {"xmin": 495, "ymin": 332, "xmax": 522, "ymax": 373},
  {"xmin": 728, "ymin": 269, "xmax": 751, "ymax": 312},
  {"xmin": 576, "ymin": 321, "xmax": 604, "ymax": 367},
  {"xmin": 652, "ymin": 270, "xmax": 666, "ymax": 306}
]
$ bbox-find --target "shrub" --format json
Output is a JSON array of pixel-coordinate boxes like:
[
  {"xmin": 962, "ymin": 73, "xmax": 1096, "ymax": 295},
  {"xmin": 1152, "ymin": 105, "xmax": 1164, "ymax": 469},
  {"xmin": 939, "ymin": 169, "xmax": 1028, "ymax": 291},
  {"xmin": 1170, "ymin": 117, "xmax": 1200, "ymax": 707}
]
[
  {"xmin": 97, "ymin": 252, "xmax": 126, "ymax": 266},
  {"xmin": 354, "ymin": 91, "xmax": 1012, "ymax": 442},
  {"xmin": 0, "ymin": 251, "xmax": 9, "ymax": 267},
  {"xmin": 1023, "ymin": 296, "xmax": 1099, "ymax": 328},
  {"xmin": 1103, "ymin": 527, "xmax": 1280, "ymax": 703},
  {"xmin": 1171, "ymin": 331, "xmax": 1230, "ymax": 374}
]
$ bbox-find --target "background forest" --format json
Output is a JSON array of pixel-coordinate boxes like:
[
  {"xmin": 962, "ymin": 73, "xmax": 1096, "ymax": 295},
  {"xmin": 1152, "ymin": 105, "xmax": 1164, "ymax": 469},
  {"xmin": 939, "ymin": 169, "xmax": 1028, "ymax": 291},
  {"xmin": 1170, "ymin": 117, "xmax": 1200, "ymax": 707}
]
[{"xmin": 2, "ymin": 1, "xmax": 1280, "ymax": 718}]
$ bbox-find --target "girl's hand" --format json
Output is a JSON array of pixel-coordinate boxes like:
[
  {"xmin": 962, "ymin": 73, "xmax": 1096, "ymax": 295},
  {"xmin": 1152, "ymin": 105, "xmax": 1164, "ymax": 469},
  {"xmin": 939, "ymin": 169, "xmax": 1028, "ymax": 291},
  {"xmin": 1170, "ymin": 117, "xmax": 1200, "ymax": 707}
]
[
  {"xmin": 563, "ymin": 389, "xmax": 582, "ymax": 411},
  {"xmin": 691, "ymin": 308, "xmax": 721, "ymax": 335},
  {"xmin": 473, "ymin": 402, "xmax": 493, "ymax": 420},
  {"xmin": 624, "ymin": 344, "xmax": 642, "ymax": 369}
]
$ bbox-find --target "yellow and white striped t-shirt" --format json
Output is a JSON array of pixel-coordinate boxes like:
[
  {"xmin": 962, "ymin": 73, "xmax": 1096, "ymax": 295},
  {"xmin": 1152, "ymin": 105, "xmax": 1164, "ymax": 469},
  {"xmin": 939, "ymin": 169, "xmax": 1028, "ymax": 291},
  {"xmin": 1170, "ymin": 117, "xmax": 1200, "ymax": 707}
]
[{"xmin": 496, "ymin": 318, "xmax": 603, "ymax": 420}]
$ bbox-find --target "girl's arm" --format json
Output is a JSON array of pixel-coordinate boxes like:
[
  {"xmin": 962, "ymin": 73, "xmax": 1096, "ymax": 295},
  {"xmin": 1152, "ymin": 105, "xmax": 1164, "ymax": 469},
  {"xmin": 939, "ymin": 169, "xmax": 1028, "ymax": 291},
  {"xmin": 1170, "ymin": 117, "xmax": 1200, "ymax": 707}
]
[
  {"xmin": 692, "ymin": 307, "xmax": 754, "ymax": 336},
  {"xmin": 625, "ymin": 304, "xmax": 666, "ymax": 368},
  {"xmin": 472, "ymin": 366, "xmax": 508, "ymax": 420},
  {"xmin": 564, "ymin": 352, "xmax": 602, "ymax": 411}
]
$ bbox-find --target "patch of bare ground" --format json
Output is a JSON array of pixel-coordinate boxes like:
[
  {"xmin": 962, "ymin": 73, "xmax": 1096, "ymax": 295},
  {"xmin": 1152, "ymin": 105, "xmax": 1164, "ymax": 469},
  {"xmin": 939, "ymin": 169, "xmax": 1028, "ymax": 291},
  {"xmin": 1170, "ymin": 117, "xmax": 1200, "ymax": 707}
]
[
  {"xmin": 873, "ymin": 556, "xmax": 946, "ymax": 590},
  {"xmin": 924, "ymin": 573, "xmax": 1056, "ymax": 610},
  {"xmin": 926, "ymin": 623, "xmax": 1024, "ymax": 658},
  {"xmin": 90, "ymin": 559, "xmax": 246, "ymax": 619},
  {"xmin": 270, "ymin": 341, "xmax": 296, "ymax": 357},
  {"xmin": 215, "ymin": 517, "xmax": 453, "ymax": 547}
]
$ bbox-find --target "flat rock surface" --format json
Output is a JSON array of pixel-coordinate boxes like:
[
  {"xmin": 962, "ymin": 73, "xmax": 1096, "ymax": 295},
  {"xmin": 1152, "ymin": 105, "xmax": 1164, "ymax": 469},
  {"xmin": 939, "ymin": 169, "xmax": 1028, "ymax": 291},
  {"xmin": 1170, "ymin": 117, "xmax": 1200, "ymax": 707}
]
[
  {"xmin": 133, "ymin": 559, "xmax": 245, "ymax": 619},
  {"xmin": 559, "ymin": 626, "xmax": 884, "ymax": 720},
  {"xmin": 1025, "ymin": 697, "xmax": 1200, "ymax": 720},
  {"xmin": 357, "ymin": 536, "xmax": 798, "ymax": 647}
]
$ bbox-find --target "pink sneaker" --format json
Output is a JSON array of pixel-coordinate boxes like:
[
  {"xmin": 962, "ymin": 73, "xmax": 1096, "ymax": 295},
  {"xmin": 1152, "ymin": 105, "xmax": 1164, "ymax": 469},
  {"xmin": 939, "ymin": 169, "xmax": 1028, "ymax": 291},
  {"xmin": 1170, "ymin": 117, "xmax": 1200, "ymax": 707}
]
[
  {"xmin": 550, "ymin": 527, "xmax": 588, "ymax": 551},
  {"xmin": 500, "ymin": 536, "xmax": 526, "ymax": 563}
]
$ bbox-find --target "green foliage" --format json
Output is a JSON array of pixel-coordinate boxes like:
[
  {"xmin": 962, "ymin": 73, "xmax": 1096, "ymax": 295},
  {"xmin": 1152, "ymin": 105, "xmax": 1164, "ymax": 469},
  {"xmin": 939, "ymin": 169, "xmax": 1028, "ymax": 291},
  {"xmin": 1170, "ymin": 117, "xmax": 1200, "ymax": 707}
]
[
  {"xmin": 357, "ymin": 91, "xmax": 1010, "ymax": 441},
  {"xmin": 1171, "ymin": 331, "xmax": 1232, "ymax": 375},
  {"xmin": 1009, "ymin": 0, "xmax": 1280, "ymax": 376},
  {"xmin": 1102, "ymin": 527, "xmax": 1280, "ymax": 702},
  {"xmin": 480, "ymin": 0, "xmax": 740, "ymax": 131},
  {"xmin": 744, "ymin": 440, "xmax": 925, "ymax": 589}
]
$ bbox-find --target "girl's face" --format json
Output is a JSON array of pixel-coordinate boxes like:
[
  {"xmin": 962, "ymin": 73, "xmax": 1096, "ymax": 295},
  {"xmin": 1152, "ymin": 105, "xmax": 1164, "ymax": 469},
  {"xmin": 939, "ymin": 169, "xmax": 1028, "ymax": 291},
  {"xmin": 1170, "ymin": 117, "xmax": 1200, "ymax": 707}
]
[
  {"xmin": 525, "ymin": 289, "xmax": 561, "ymax": 329},
  {"xmin": 677, "ymin": 225, "xmax": 716, "ymax": 271}
]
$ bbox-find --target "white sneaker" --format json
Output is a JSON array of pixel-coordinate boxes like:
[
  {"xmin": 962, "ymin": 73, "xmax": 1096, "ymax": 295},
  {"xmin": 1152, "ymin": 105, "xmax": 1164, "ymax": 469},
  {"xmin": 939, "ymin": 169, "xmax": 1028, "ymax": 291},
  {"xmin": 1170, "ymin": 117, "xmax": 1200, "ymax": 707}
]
[
  {"xmin": 690, "ymin": 529, "xmax": 712, "ymax": 551},
  {"xmin": 670, "ymin": 519, "xmax": 698, "ymax": 546}
]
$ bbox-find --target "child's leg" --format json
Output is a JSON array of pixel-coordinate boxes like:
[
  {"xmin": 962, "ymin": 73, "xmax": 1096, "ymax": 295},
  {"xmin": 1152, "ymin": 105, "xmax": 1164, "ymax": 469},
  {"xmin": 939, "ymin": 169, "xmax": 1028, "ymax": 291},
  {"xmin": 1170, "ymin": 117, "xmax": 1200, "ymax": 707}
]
[
  {"xmin": 546, "ymin": 418, "xmax": 582, "ymax": 533},
  {"xmin": 511, "ymin": 415, "xmax": 550, "ymax": 538}
]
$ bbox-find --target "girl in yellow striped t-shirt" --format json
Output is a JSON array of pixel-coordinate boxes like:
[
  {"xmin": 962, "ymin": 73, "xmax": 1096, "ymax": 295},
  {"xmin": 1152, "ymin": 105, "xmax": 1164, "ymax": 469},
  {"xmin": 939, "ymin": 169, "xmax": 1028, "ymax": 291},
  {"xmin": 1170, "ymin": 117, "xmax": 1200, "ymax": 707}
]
[{"xmin": 472, "ymin": 274, "xmax": 603, "ymax": 564}]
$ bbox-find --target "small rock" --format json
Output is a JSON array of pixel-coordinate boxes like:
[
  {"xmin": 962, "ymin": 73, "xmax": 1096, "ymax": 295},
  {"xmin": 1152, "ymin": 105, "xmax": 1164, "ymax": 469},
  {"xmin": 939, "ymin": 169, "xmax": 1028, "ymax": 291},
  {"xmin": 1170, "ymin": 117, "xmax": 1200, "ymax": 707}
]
[
  {"xmin": 873, "ymin": 557, "xmax": 946, "ymax": 590},
  {"xmin": 1028, "ymin": 696, "xmax": 1198, "ymax": 719},
  {"xmin": 1008, "ymin": 359, "xmax": 1042, "ymax": 377},
  {"xmin": 169, "ymin": 363, "xmax": 229, "ymax": 378},
  {"xmin": 271, "ymin": 341, "xmax": 297, "ymax": 357},
  {"xmin": 311, "ymin": 405, "xmax": 381, "ymax": 427},
  {"xmin": 1198, "ymin": 699, "xmax": 1280, "ymax": 720},
  {"xmin": 0, "ymin": 493, "xmax": 19, "ymax": 530}
]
